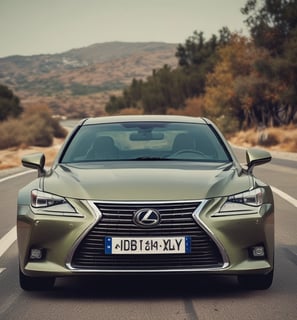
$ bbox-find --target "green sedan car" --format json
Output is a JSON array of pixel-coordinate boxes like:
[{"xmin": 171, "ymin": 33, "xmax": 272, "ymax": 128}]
[{"xmin": 17, "ymin": 115, "xmax": 274, "ymax": 290}]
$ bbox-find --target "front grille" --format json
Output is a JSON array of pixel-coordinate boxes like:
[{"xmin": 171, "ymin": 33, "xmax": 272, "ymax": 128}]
[{"xmin": 71, "ymin": 201, "xmax": 224, "ymax": 270}]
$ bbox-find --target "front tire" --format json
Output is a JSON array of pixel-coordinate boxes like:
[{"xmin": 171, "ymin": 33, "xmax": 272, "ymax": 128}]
[
  {"xmin": 238, "ymin": 270, "xmax": 274, "ymax": 290},
  {"xmin": 19, "ymin": 268, "xmax": 55, "ymax": 291}
]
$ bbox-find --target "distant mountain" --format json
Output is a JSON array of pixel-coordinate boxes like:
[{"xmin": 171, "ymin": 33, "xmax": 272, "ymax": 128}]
[
  {"xmin": 65, "ymin": 41, "xmax": 178, "ymax": 63},
  {"xmin": 0, "ymin": 42, "xmax": 178, "ymax": 117}
]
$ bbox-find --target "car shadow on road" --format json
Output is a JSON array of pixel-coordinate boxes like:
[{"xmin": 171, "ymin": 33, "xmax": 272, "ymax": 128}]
[{"xmin": 31, "ymin": 274, "xmax": 250, "ymax": 300}]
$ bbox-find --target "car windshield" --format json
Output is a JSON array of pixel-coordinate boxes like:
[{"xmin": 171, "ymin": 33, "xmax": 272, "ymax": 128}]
[{"xmin": 60, "ymin": 121, "xmax": 231, "ymax": 163}]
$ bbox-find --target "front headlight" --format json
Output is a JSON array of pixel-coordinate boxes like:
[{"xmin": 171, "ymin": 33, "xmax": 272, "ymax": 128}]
[
  {"xmin": 214, "ymin": 188, "xmax": 265, "ymax": 216},
  {"xmin": 31, "ymin": 189, "xmax": 77, "ymax": 215}
]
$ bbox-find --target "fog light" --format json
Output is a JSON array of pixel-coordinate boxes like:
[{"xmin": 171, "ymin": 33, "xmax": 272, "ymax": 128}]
[
  {"xmin": 29, "ymin": 248, "xmax": 44, "ymax": 260},
  {"xmin": 251, "ymin": 246, "xmax": 265, "ymax": 258}
]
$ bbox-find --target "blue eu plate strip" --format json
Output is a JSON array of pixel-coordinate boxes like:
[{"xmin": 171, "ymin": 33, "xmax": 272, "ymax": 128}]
[
  {"xmin": 185, "ymin": 236, "xmax": 191, "ymax": 254},
  {"xmin": 105, "ymin": 237, "xmax": 112, "ymax": 255}
]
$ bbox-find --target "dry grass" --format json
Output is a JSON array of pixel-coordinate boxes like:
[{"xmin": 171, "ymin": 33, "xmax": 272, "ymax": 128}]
[
  {"xmin": 0, "ymin": 138, "xmax": 64, "ymax": 170},
  {"xmin": 167, "ymin": 97, "xmax": 205, "ymax": 117},
  {"xmin": 230, "ymin": 126, "xmax": 297, "ymax": 152},
  {"xmin": 118, "ymin": 107, "xmax": 143, "ymax": 115}
]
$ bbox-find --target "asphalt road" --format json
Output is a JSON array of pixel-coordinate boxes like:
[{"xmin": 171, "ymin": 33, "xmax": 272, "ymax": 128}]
[{"xmin": 0, "ymin": 149, "xmax": 296, "ymax": 320}]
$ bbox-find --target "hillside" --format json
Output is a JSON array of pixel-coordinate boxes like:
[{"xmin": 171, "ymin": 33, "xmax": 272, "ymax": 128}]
[{"xmin": 0, "ymin": 42, "xmax": 178, "ymax": 117}]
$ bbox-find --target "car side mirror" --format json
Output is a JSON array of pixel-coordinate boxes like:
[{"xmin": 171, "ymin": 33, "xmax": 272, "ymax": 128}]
[
  {"xmin": 246, "ymin": 148, "xmax": 271, "ymax": 174},
  {"xmin": 22, "ymin": 153, "xmax": 46, "ymax": 177}
]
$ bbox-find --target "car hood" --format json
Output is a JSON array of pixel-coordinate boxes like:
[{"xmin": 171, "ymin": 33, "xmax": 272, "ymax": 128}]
[{"xmin": 44, "ymin": 162, "xmax": 251, "ymax": 201}]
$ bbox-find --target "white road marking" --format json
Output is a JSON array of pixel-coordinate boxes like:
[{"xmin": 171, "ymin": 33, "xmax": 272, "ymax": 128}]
[
  {"xmin": 0, "ymin": 170, "xmax": 34, "ymax": 184},
  {"xmin": 0, "ymin": 171, "xmax": 33, "ymax": 266},
  {"xmin": 0, "ymin": 171, "xmax": 34, "ymax": 268},
  {"xmin": 271, "ymin": 186, "xmax": 297, "ymax": 208},
  {"xmin": 0, "ymin": 226, "xmax": 17, "ymax": 258}
]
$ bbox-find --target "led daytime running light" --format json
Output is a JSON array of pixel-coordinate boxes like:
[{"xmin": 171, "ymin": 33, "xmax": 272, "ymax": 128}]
[
  {"xmin": 31, "ymin": 190, "xmax": 66, "ymax": 208},
  {"xmin": 227, "ymin": 188, "xmax": 264, "ymax": 207}
]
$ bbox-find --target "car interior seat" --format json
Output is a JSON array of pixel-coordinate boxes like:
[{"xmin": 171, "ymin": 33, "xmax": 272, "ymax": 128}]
[
  {"xmin": 87, "ymin": 136, "xmax": 119, "ymax": 160},
  {"xmin": 172, "ymin": 133, "xmax": 196, "ymax": 153}
]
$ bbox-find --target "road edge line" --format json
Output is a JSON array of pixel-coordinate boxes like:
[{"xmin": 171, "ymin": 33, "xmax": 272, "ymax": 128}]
[
  {"xmin": 0, "ymin": 170, "xmax": 35, "ymax": 184},
  {"xmin": 0, "ymin": 226, "xmax": 17, "ymax": 258},
  {"xmin": 271, "ymin": 186, "xmax": 297, "ymax": 208}
]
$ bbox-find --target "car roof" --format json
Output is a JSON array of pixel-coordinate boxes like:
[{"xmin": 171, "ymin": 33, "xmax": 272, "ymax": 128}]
[{"xmin": 82, "ymin": 115, "xmax": 208, "ymax": 126}]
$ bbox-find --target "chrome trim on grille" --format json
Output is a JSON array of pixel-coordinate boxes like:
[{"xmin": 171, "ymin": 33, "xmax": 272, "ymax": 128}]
[
  {"xmin": 65, "ymin": 200, "xmax": 101, "ymax": 268},
  {"xmin": 67, "ymin": 262, "xmax": 229, "ymax": 274},
  {"xmin": 192, "ymin": 200, "xmax": 229, "ymax": 268},
  {"xmin": 66, "ymin": 199, "xmax": 230, "ymax": 272}
]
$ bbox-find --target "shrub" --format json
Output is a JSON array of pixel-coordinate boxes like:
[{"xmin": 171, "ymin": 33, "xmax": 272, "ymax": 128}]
[
  {"xmin": 22, "ymin": 113, "xmax": 54, "ymax": 147},
  {"xmin": 257, "ymin": 130, "xmax": 279, "ymax": 147},
  {"xmin": 118, "ymin": 107, "xmax": 143, "ymax": 115},
  {"xmin": 229, "ymin": 126, "xmax": 297, "ymax": 152},
  {"xmin": 0, "ymin": 119, "xmax": 23, "ymax": 149},
  {"xmin": 0, "ymin": 104, "xmax": 67, "ymax": 149}
]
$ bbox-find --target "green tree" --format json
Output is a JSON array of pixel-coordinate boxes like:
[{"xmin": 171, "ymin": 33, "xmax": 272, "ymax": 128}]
[
  {"xmin": 105, "ymin": 65, "xmax": 186, "ymax": 114},
  {"xmin": 175, "ymin": 28, "xmax": 231, "ymax": 97},
  {"xmin": 105, "ymin": 29, "xmax": 232, "ymax": 115},
  {"xmin": 204, "ymin": 35, "xmax": 254, "ymax": 132},
  {"xmin": 203, "ymin": 33, "xmax": 289, "ymax": 131},
  {"xmin": 242, "ymin": 0, "xmax": 297, "ymax": 125},
  {"xmin": 141, "ymin": 65, "xmax": 186, "ymax": 114},
  {"xmin": 241, "ymin": 0, "xmax": 297, "ymax": 54},
  {"xmin": 0, "ymin": 84, "xmax": 23, "ymax": 121},
  {"xmin": 105, "ymin": 95, "xmax": 127, "ymax": 114}
]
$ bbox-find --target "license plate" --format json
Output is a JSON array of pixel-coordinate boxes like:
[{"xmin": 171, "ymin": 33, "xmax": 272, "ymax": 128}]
[{"xmin": 105, "ymin": 236, "xmax": 191, "ymax": 255}]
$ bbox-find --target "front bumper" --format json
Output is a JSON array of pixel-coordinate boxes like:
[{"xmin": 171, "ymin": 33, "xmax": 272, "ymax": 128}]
[{"xmin": 17, "ymin": 198, "xmax": 274, "ymax": 278}]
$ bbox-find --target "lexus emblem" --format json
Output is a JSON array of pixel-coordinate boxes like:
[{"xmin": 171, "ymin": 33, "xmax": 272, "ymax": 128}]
[{"xmin": 134, "ymin": 208, "xmax": 160, "ymax": 227}]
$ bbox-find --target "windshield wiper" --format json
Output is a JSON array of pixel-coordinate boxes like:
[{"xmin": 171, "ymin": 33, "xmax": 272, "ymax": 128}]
[{"xmin": 133, "ymin": 156, "xmax": 170, "ymax": 161}]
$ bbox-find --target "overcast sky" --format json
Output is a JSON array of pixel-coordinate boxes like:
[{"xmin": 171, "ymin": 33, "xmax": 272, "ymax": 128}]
[{"xmin": 0, "ymin": 0, "xmax": 249, "ymax": 58}]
